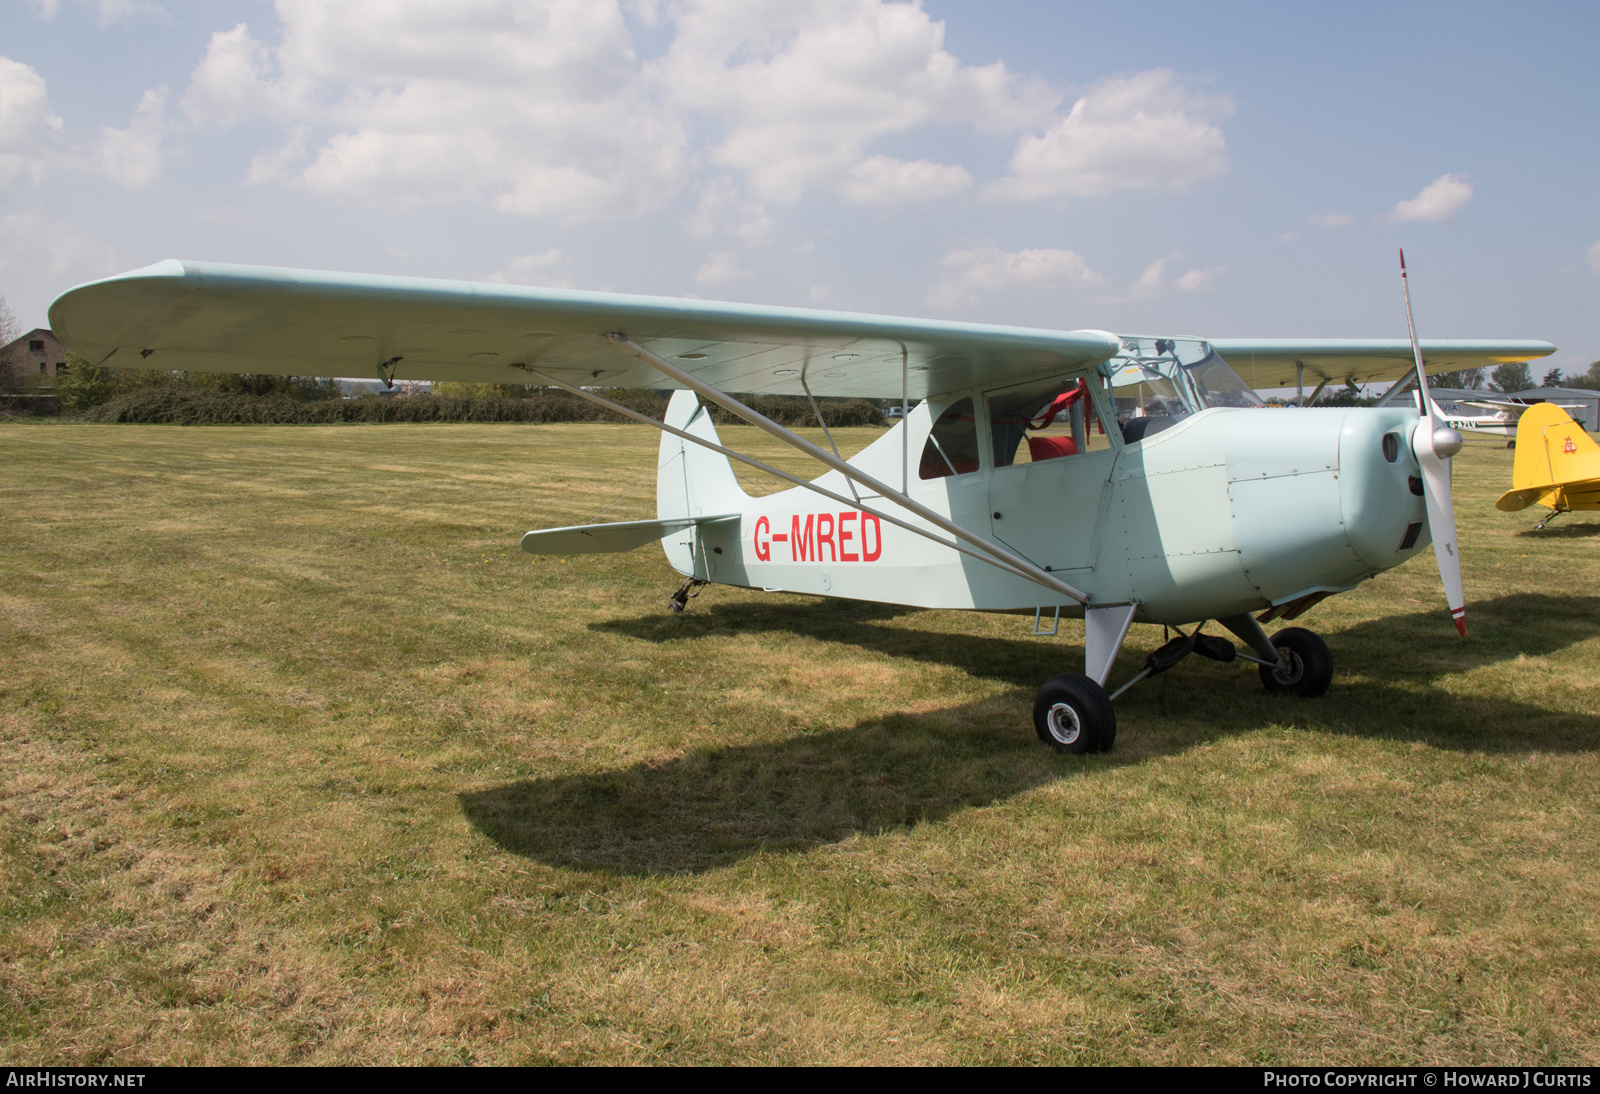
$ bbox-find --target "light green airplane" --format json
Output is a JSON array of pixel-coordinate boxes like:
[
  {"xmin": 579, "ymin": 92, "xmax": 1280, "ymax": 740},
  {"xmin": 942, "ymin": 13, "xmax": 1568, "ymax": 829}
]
[{"xmin": 49, "ymin": 258, "xmax": 1555, "ymax": 754}]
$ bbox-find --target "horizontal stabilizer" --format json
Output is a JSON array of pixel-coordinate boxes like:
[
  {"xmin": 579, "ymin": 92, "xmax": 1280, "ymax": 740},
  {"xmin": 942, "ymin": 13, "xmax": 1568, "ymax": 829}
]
[
  {"xmin": 520, "ymin": 514, "xmax": 737, "ymax": 556},
  {"xmin": 1495, "ymin": 487, "xmax": 1545, "ymax": 513}
]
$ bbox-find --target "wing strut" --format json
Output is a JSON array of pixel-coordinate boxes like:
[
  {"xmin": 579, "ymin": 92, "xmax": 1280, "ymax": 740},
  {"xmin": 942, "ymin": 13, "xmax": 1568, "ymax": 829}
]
[
  {"xmin": 515, "ymin": 367, "xmax": 1056, "ymax": 590},
  {"xmin": 605, "ymin": 334, "xmax": 1090, "ymax": 605},
  {"xmin": 799, "ymin": 363, "xmax": 859, "ymax": 505}
]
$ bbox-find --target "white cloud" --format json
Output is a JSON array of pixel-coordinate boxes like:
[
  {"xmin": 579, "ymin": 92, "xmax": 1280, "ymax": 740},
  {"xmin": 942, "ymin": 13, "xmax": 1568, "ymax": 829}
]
[
  {"xmin": 1310, "ymin": 211, "xmax": 1353, "ymax": 227},
  {"xmin": 1126, "ymin": 255, "xmax": 1171, "ymax": 301},
  {"xmin": 29, "ymin": 0, "xmax": 165, "ymax": 26},
  {"xmin": 836, "ymin": 154, "xmax": 971, "ymax": 205},
  {"xmin": 0, "ymin": 57, "xmax": 64, "ymax": 192},
  {"xmin": 1389, "ymin": 173, "xmax": 1473, "ymax": 223},
  {"xmin": 170, "ymin": 4, "xmax": 1233, "ymax": 226},
  {"xmin": 182, "ymin": 23, "xmax": 283, "ymax": 129},
  {"xmin": 807, "ymin": 284, "xmax": 835, "ymax": 303},
  {"xmin": 695, "ymin": 250, "xmax": 753, "ymax": 286},
  {"xmin": 987, "ymin": 70, "xmax": 1233, "ymax": 202},
  {"xmin": 656, "ymin": 0, "xmax": 1055, "ymax": 203},
  {"xmin": 181, "ymin": 3, "xmax": 690, "ymax": 222},
  {"xmin": 94, "ymin": 86, "xmax": 170, "ymax": 188},
  {"xmin": 1099, "ymin": 250, "xmax": 1224, "ymax": 302},
  {"xmin": 485, "ymin": 249, "xmax": 574, "ymax": 287},
  {"xmin": 684, "ymin": 176, "xmax": 773, "ymax": 245},
  {"xmin": 1175, "ymin": 265, "xmax": 1225, "ymax": 293},
  {"xmin": 1585, "ymin": 240, "xmax": 1600, "ymax": 275},
  {"xmin": 926, "ymin": 239, "xmax": 1107, "ymax": 309},
  {"xmin": 1276, "ymin": 231, "xmax": 1299, "ymax": 244},
  {"xmin": 1, "ymin": 56, "xmax": 169, "ymax": 191},
  {"xmin": 0, "ymin": 212, "xmax": 118, "ymax": 279}
]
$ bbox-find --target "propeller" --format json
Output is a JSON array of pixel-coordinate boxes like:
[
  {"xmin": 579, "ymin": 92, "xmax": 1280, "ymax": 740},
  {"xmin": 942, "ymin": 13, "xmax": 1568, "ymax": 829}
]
[{"xmin": 1400, "ymin": 249, "xmax": 1467, "ymax": 635}]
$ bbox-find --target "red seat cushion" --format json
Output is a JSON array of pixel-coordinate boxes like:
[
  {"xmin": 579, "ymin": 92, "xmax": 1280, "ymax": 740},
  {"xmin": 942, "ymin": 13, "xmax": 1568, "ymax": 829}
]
[{"xmin": 1028, "ymin": 436, "xmax": 1079, "ymax": 461}]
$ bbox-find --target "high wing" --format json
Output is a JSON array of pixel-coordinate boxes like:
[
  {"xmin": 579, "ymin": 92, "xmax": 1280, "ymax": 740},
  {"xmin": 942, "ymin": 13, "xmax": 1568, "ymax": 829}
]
[
  {"xmin": 50, "ymin": 260, "xmax": 1556, "ymax": 398},
  {"xmin": 48, "ymin": 260, "xmax": 1122, "ymax": 400},
  {"xmin": 1209, "ymin": 338, "xmax": 1556, "ymax": 390}
]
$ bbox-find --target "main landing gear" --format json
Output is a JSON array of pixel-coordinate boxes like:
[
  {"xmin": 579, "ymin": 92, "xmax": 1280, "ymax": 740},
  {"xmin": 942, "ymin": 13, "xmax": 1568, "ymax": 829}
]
[
  {"xmin": 1033, "ymin": 673, "xmax": 1117, "ymax": 754},
  {"xmin": 1031, "ymin": 622, "xmax": 1334, "ymax": 754}
]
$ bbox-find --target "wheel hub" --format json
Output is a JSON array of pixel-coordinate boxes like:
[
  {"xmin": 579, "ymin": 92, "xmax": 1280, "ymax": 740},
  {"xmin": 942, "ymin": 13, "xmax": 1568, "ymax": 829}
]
[
  {"xmin": 1045, "ymin": 702, "xmax": 1081, "ymax": 746},
  {"xmin": 1271, "ymin": 648, "xmax": 1306, "ymax": 686}
]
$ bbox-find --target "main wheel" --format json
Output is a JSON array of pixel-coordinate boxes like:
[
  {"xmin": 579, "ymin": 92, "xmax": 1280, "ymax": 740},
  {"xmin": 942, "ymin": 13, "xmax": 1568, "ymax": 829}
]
[
  {"xmin": 1033, "ymin": 673, "xmax": 1117, "ymax": 754},
  {"xmin": 1258, "ymin": 627, "xmax": 1333, "ymax": 698}
]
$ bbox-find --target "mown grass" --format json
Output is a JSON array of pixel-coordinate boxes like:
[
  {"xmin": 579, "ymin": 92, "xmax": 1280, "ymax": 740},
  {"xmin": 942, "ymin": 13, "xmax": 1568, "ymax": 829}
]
[{"xmin": 0, "ymin": 421, "xmax": 1596, "ymax": 1065}]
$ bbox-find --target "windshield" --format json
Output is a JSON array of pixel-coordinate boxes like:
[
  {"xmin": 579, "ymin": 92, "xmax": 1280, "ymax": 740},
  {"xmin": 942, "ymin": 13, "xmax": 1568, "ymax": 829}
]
[{"xmin": 1106, "ymin": 337, "xmax": 1264, "ymax": 423}]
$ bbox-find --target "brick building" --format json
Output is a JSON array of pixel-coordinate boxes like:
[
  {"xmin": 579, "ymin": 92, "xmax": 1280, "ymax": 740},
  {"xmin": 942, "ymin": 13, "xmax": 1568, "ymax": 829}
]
[{"xmin": 2, "ymin": 328, "xmax": 70, "ymax": 386}]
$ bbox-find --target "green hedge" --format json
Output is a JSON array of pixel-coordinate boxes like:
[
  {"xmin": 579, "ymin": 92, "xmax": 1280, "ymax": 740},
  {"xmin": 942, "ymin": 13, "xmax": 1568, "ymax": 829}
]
[
  {"xmin": 81, "ymin": 388, "xmax": 670, "ymax": 425},
  {"xmin": 707, "ymin": 395, "xmax": 885, "ymax": 428},
  {"xmin": 78, "ymin": 385, "xmax": 887, "ymax": 427}
]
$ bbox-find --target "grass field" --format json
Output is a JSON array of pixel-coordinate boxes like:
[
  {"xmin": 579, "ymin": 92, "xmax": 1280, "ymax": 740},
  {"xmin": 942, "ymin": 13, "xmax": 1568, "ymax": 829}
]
[{"xmin": 1, "ymin": 419, "xmax": 1597, "ymax": 1065}]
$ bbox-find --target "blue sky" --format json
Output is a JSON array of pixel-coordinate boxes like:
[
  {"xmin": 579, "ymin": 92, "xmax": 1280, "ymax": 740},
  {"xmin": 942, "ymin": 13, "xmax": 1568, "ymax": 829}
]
[{"xmin": 3, "ymin": 0, "xmax": 1596, "ymax": 375}]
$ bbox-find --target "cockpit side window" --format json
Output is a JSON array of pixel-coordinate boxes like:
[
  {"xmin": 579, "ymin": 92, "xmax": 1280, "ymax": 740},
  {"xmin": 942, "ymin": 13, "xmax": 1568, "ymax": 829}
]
[
  {"xmin": 988, "ymin": 376, "xmax": 1109, "ymax": 469},
  {"xmin": 918, "ymin": 397, "xmax": 981, "ymax": 479}
]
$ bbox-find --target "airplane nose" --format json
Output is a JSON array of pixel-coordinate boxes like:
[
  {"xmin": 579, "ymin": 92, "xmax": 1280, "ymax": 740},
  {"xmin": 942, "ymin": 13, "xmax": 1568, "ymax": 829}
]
[
  {"xmin": 1341, "ymin": 408, "xmax": 1432, "ymax": 569},
  {"xmin": 1224, "ymin": 409, "xmax": 1361, "ymax": 601}
]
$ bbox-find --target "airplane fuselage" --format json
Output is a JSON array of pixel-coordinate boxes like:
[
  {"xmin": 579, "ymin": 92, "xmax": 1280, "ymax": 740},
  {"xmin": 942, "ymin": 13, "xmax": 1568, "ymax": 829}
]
[{"xmin": 663, "ymin": 397, "xmax": 1431, "ymax": 627}]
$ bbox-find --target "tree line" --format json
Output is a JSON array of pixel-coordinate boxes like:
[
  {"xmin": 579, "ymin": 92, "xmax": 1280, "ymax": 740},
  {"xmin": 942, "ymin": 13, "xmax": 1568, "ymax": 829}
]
[{"xmin": 0, "ymin": 342, "xmax": 886, "ymax": 428}]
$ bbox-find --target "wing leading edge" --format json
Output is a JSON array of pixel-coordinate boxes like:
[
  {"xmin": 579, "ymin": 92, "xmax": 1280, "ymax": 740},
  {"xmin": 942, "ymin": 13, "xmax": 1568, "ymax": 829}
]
[
  {"xmin": 48, "ymin": 260, "xmax": 1121, "ymax": 401},
  {"xmin": 1210, "ymin": 338, "xmax": 1557, "ymax": 391},
  {"xmin": 49, "ymin": 261, "xmax": 1554, "ymax": 399}
]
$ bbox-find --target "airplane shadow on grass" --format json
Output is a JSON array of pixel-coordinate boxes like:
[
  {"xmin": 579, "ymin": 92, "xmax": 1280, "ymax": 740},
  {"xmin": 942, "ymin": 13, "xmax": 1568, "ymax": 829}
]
[
  {"xmin": 460, "ymin": 593, "xmax": 1600, "ymax": 876},
  {"xmin": 1516, "ymin": 519, "xmax": 1600, "ymax": 539},
  {"xmin": 461, "ymin": 692, "xmax": 1098, "ymax": 876}
]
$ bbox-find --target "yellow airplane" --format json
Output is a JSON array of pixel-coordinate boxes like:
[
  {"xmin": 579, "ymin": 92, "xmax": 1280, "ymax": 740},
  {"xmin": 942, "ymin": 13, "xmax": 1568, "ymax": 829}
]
[{"xmin": 1496, "ymin": 403, "xmax": 1600, "ymax": 528}]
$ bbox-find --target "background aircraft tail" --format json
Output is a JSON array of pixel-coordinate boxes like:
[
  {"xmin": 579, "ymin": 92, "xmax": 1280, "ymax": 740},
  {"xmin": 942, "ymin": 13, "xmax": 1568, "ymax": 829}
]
[
  {"xmin": 1498, "ymin": 403, "xmax": 1600, "ymax": 511},
  {"xmin": 657, "ymin": 391, "xmax": 749, "ymax": 572}
]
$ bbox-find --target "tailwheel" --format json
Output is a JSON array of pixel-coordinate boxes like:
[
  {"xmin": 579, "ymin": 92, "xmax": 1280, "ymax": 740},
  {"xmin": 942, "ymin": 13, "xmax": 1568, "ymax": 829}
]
[
  {"xmin": 1033, "ymin": 673, "xmax": 1117, "ymax": 754},
  {"xmin": 1259, "ymin": 627, "xmax": 1333, "ymax": 698}
]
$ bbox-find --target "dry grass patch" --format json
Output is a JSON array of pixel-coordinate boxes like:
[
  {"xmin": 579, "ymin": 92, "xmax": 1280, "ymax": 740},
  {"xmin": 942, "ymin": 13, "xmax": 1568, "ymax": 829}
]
[{"xmin": 1, "ymin": 422, "xmax": 1597, "ymax": 1063}]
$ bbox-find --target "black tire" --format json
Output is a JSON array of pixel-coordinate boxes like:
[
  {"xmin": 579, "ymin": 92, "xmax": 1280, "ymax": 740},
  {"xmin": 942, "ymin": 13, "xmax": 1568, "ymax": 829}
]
[
  {"xmin": 1033, "ymin": 673, "xmax": 1117, "ymax": 754},
  {"xmin": 1507, "ymin": 440, "xmax": 1516, "ymax": 450},
  {"xmin": 1258, "ymin": 627, "xmax": 1333, "ymax": 698}
]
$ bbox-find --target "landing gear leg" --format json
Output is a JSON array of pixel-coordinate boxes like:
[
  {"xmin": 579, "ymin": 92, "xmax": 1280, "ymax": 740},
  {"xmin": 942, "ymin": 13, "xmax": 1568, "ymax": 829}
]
[
  {"xmin": 667, "ymin": 578, "xmax": 706, "ymax": 612},
  {"xmin": 1535, "ymin": 507, "xmax": 1568, "ymax": 531}
]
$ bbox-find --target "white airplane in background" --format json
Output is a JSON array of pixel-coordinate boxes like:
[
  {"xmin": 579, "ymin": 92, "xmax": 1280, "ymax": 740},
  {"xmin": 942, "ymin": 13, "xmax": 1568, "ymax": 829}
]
[
  {"xmin": 1419, "ymin": 392, "xmax": 1586, "ymax": 447},
  {"xmin": 48, "ymin": 252, "xmax": 1554, "ymax": 754}
]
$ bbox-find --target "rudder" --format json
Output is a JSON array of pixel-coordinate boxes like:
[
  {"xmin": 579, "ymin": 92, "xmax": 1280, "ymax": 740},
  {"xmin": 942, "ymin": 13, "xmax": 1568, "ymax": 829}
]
[
  {"xmin": 1515, "ymin": 404, "xmax": 1600, "ymax": 486},
  {"xmin": 657, "ymin": 391, "xmax": 749, "ymax": 574}
]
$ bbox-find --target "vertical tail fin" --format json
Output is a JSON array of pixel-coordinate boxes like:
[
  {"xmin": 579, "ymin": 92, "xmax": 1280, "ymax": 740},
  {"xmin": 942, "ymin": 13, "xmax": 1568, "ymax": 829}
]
[
  {"xmin": 1499, "ymin": 403, "xmax": 1600, "ymax": 511},
  {"xmin": 1516, "ymin": 403, "xmax": 1600, "ymax": 487},
  {"xmin": 657, "ymin": 390, "xmax": 748, "ymax": 573}
]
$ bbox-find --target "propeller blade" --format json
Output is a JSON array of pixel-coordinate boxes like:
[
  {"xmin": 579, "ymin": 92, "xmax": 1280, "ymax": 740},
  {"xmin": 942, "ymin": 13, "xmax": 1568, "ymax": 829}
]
[
  {"xmin": 1400, "ymin": 249, "xmax": 1467, "ymax": 636},
  {"xmin": 1417, "ymin": 428, "xmax": 1467, "ymax": 634}
]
